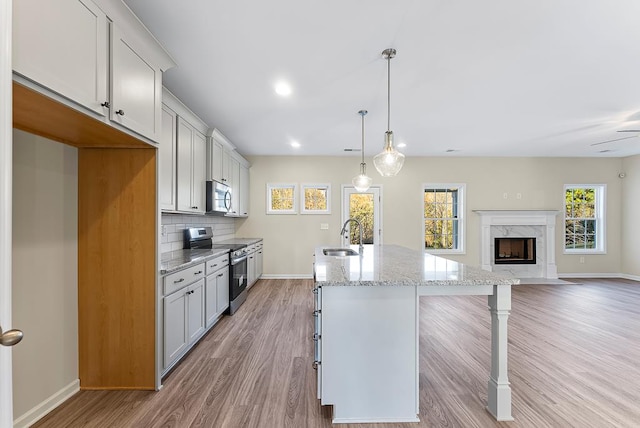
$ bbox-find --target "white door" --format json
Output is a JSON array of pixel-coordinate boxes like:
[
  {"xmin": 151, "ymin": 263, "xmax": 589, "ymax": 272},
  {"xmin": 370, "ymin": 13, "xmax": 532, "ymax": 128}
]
[
  {"xmin": 1, "ymin": 0, "xmax": 15, "ymax": 424},
  {"xmin": 341, "ymin": 186, "xmax": 382, "ymax": 247}
]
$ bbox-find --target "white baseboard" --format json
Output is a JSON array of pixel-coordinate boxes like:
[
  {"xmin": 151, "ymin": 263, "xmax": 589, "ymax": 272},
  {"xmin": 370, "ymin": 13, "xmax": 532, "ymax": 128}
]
[
  {"xmin": 558, "ymin": 272, "xmax": 640, "ymax": 282},
  {"xmin": 259, "ymin": 274, "xmax": 313, "ymax": 279},
  {"xmin": 14, "ymin": 379, "xmax": 80, "ymax": 428},
  {"xmin": 559, "ymin": 272, "xmax": 621, "ymax": 278},
  {"xmin": 621, "ymin": 273, "xmax": 640, "ymax": 282}
]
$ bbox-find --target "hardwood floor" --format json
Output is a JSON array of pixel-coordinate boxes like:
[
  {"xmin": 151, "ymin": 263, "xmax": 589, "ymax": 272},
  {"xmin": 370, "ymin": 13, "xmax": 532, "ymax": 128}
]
[{"xmin": 32, "ymin": 278, "xmax": 640, "ymax": 427}]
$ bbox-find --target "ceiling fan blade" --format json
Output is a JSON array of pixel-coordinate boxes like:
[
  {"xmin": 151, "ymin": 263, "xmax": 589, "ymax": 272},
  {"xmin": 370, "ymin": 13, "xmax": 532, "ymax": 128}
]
[{"xmin": 590, "ymin": 135, "xmax": 638, "ymax": 146}]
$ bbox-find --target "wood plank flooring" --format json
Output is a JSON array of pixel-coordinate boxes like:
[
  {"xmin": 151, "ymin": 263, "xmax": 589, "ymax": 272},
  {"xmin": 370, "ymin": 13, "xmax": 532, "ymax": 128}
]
[{"xmin": 32, "ymin": 278, "xmax": 640, "ymax": 427}]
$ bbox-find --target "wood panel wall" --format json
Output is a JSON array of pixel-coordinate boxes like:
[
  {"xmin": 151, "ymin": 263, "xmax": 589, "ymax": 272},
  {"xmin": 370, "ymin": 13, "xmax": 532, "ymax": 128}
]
[
  {"xmin": 78, "ymin": 148, "xmax": 156, "ymax": 389},
  {"xmin": 13, "ymin": 81, "xmax": 159, "ymax": 390}
]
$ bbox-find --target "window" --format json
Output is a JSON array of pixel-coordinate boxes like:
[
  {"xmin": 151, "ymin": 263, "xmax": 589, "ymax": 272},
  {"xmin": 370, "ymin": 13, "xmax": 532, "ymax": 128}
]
[
  {"xmin": 266, "ymin": 183, "xmax": 298, "ymax": 214},
  {"xmin": 423, "ymin": 184, "xmax": 465, "ymax": 253},
  {"xmin": 301, "ymin": 183, "xmax": 331, "ymax": 214},
  {"xmin": 564, "ymin": 185, "xmax": 606, "ymax": 253}
]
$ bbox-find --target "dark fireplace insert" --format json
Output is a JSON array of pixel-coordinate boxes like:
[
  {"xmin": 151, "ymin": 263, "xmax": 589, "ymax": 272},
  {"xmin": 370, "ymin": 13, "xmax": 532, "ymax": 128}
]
[{"xmin": 494, "ymin": 237, "xmax": 536, "ymax": 264}]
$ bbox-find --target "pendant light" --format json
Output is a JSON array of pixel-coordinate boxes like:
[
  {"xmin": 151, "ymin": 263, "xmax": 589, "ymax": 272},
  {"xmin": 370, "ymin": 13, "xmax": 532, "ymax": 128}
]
[
  {"xmin": 352, "ymin": 110, "xmax": 373, "ymax": 192},
  {"xmin": 373, "ymin": 48, "xmax": 405, "ymax": 177}
]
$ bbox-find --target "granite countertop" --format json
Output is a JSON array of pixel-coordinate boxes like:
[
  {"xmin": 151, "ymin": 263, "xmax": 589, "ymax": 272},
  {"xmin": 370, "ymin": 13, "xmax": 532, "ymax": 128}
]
[
  {"xmin": 160, "ymin": 248, "xmax": 230, "ymax": 275},
  {"xmin": 314, "ymin": 244, "xmax": 519, "ymax": 287}
]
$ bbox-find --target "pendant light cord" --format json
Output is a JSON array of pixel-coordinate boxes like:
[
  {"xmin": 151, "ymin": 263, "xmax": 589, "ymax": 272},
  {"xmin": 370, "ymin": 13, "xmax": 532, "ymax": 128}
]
[
  {"xmin": 387, "ymin": 53, "xmax": 391, "ymax": 132},
  {"xmin": 361, "ymin": 112, "xmax": 365, "ymax": 165}
]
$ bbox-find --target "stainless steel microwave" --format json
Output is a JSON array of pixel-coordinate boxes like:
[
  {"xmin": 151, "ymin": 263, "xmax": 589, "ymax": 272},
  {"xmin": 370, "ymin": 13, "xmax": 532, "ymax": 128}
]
[{"xmin": 206, "ymin": 180, "xmax": 232, "ymax": 214}]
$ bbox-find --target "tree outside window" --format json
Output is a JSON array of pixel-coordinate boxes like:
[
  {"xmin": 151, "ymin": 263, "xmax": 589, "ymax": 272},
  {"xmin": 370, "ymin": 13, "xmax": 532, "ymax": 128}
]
[
  {"xmin": 266, "ymin": 183, "xmax": 297, "ymax": 214},
  {"xmin": 564, "ymin": 185, "xmax": 605, "ymax": 252},
  {"xmin": 301, "ymin": 184, "xmax": 331, "ymax": 214},
  {"xmin": 423, "ymin": 184, "xmax": 465, "ymax": 253}
]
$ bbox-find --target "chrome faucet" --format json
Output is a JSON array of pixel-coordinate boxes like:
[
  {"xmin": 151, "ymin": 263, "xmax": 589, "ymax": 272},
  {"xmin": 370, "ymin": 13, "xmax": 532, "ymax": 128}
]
[{"xmin": 340, "ymin": 218, "xmax": 364, "ymax": 254}]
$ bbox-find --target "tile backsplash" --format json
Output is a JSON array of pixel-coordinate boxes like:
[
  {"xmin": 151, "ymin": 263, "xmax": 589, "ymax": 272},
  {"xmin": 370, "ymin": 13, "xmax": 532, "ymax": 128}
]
[{"xmin": 161, "ymin": 213, "xmax": 235, "ymax": 253}]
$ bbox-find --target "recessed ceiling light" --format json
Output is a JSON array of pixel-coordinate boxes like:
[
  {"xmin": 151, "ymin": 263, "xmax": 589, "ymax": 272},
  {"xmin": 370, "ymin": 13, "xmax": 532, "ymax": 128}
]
[
  {"xmin": 291, "ymin": 141, "xmax": 301, "ymax": 148},
  {"xmin": 275, "ymin": 81, "xmax": 292, "ymax": 97}
]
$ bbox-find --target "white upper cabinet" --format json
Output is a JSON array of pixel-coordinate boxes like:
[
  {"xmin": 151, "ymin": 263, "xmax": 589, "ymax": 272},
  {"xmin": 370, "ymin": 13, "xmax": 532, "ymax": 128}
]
[
  {"xmin": 13, "ymin": 0, "xmax": 108, "ymax": 115},
  {"xmin": 239, "ymin": 163, "xmax": 250, "ymax": 217},
  {"xmin": 110, "ymin": 24, "xmax": 162, "ymax": 141},
  {"xmin": 12, "ymin": 0, "xmax": 174, "ymax": 143},
  {"xmin": 206, "ymin": 128, "xmax": 250, "ymax": 217},
  {"xmin": 159, "ymin": 105, "xmax": 177, "ymax": 210},
  {"xmin": 208, "ymin": 139, "xmax": 224, "ymax": 183},
  {"xmin": 177, "ymin": 117, "xmax": 206, "ymax": 213},
  {"xmin": 228, "ymin": 156, "xmax": 240, "ymax": 216}
]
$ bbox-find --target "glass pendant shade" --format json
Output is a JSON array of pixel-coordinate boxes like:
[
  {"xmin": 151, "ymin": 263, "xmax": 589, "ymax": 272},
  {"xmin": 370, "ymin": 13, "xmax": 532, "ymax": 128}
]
[
  {"xmin": 373, "ymin": 131, "xmax": 405, "ymax": 177},
  {"xmin": 352, "ymin": 163, "xmax": 373, "ymax": 192}
]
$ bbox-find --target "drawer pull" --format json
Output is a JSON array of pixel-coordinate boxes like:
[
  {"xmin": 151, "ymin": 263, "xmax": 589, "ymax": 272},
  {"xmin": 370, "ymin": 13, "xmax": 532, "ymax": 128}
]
[
  {"xmin": 217, "ymin": 273, "xmax": 224, "ymax": 277},
  {"xmin": 115, "ymin": 109, "xmax": 125, "ymax": 116},
  {"xmin": 194, "ymin": 271, "xmax": 203, "ymax": 275},
  {"xmin": 174, "ymin": 278, "xmax": 185, "ymax": 284}
]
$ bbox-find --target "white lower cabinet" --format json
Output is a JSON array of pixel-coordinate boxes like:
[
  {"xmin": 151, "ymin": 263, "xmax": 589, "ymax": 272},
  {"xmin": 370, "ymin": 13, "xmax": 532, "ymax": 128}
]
[
  {"xmin": 246, "ymin": 241, "xmax": 263, "ymax": 289},
  {"xmin": 164, "ymin": 286, "xmax": 188, "ymax": 365},
  {"xmin": 162, "ymin": 263, "xmax": 206, "ymax": 372},
  {"xmin": 163, "ymin": 277, "xmax": 205, "ymax": 370},
  {"xmin": 205, "ymin": 253, "xmax": 230, "ymax": 328}
]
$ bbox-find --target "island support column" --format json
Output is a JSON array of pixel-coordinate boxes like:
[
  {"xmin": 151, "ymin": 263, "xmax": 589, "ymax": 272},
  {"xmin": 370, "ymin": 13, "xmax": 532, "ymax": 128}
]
[{"xmin": 487, "ymin": 284, "xmax": 513, "ymax": 421}]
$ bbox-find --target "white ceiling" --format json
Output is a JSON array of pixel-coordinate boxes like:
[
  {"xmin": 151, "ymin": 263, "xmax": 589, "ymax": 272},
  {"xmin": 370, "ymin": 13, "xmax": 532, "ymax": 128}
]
[{"xmin": 124, "ymin": 0, "xmax": 640, "ymax": 158}]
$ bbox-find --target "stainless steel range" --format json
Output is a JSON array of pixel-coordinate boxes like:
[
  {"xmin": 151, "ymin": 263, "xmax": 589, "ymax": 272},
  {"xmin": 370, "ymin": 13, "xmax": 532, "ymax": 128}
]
[{"xmin": 184, "ymin": 227, "xmax": 248, "ymax": 315}]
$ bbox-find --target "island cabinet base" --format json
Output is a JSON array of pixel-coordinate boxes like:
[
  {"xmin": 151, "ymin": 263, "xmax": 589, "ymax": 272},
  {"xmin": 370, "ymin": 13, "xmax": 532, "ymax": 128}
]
[{"xmin": 320, "ymin": 285, "xmax": 419, "ymax": 424}]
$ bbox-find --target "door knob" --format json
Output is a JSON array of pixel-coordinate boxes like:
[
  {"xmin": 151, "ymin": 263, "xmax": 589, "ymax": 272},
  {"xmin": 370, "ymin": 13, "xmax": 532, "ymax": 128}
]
[{"xmin": 0, "ymin": 325, "xmax": 23, "ymax": 347}]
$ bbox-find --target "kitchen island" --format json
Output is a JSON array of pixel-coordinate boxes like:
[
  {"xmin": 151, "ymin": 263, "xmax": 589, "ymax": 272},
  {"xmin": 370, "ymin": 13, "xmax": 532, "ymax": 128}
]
[{"xmin": 313, "ymin": 245, "xmax": 518, "ymax": 424}]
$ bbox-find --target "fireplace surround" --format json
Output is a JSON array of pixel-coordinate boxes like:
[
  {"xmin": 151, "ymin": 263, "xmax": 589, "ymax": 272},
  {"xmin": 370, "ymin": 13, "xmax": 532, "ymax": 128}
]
[{"xmin": 474, "ymin": 210, "xmax": 560, "ymax": 279}]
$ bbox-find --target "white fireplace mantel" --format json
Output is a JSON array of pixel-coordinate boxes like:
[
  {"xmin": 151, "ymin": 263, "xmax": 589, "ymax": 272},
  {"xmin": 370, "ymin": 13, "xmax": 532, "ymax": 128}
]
[{"xmin": 474, "ymin": 210, "xmax": 560, "ymax": 279}]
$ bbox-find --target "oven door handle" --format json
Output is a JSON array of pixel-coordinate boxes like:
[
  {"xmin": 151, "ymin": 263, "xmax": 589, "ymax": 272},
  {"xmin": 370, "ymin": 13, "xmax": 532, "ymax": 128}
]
[{"xmin": 231, "ymin": 254, "xmax": 247, "ymax": 265}]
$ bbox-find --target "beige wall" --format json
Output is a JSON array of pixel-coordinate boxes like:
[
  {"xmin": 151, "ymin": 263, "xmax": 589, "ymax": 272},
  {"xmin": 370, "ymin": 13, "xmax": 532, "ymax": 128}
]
[
  {"xmin": 237, "ymin": 155, "xmax": 627, "ymax": 277},
  {"xmin": 622, "ymin": 155, "xmax": 640, "ymax": 279},
  {"xmin": 12, "ymin": 130, "xmax": 78, "ymax": 420}
]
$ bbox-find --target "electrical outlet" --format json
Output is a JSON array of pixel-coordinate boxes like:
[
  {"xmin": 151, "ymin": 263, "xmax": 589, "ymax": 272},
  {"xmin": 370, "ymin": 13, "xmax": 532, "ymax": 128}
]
[
  {"xmin": 161, "ymin": 225, "xmax": 166, "ymax": 236},
  {"xmin": 320, "ymin": 223, "xmax": 329, "ymax": 230},
  {"xmin": 516, "ymin": 193, "xmax": 522, "ymax": 199},
  {"xmin": 579, "ymin": 256, "xmax": 585, "ymax": 264},
  {"xmin": 503, "ymin": 192, "xmax": 508, "ymax": 199}
]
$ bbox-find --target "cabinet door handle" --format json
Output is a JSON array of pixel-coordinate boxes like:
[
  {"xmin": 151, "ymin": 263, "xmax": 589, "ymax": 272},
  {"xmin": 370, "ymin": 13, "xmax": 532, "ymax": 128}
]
[
  {"xmin": 115, "ymin": 109, "xmax": 125, "ymax": 116},
  {"xmin": 217, "ymin": 273, "xmax": 224, "ymax": 277},
  {"xmin": 194, "ymin": 271, "xmax": 203, "ymax": 275},
  {"xmin": 101, "ymin": 101, "xmax": 110, "ymax": 108},
  {"xmin": 191, "ymin": 206, "xmax": 198, "ymax": 209},
  {"xmin": 174, "ymin": 278, "xmax": 185, "ymax": 284}
]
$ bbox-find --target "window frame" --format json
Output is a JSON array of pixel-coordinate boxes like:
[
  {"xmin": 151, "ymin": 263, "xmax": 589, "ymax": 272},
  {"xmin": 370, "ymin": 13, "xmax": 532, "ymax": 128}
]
[
  {"xmin": 300, "ymin": 183, "xmax": 331, "ymax": 215},
  {"xmin": 422, "ymin": 183, "xmax": 466, "ymax": 254},
  {"xmin": 266, "ymin": 183, "xmax": 298, "ymax": 215},
  {"xmin": 563, "ymin": 184, "xmax": 606, "ymax": 254}
]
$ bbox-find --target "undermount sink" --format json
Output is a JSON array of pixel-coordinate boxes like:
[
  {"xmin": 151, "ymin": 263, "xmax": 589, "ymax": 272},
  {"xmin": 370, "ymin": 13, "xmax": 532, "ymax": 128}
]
[{"xmin": 323, "ymin": 248, "xmax": 359, "ymax": 257}]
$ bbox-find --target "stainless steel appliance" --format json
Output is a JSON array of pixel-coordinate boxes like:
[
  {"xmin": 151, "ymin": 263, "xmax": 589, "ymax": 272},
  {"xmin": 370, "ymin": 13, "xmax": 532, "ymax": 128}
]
[
  {"xmin": 206, "ymin": 180, "xmax": 232, "ymax": 214},
  {"xmin": 226, "ymin": 245, "xmax": 248, "ymax": 314},
  {"xmin": 183, "ymin": 228, "xmax": 248, "ymax": 314}
]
